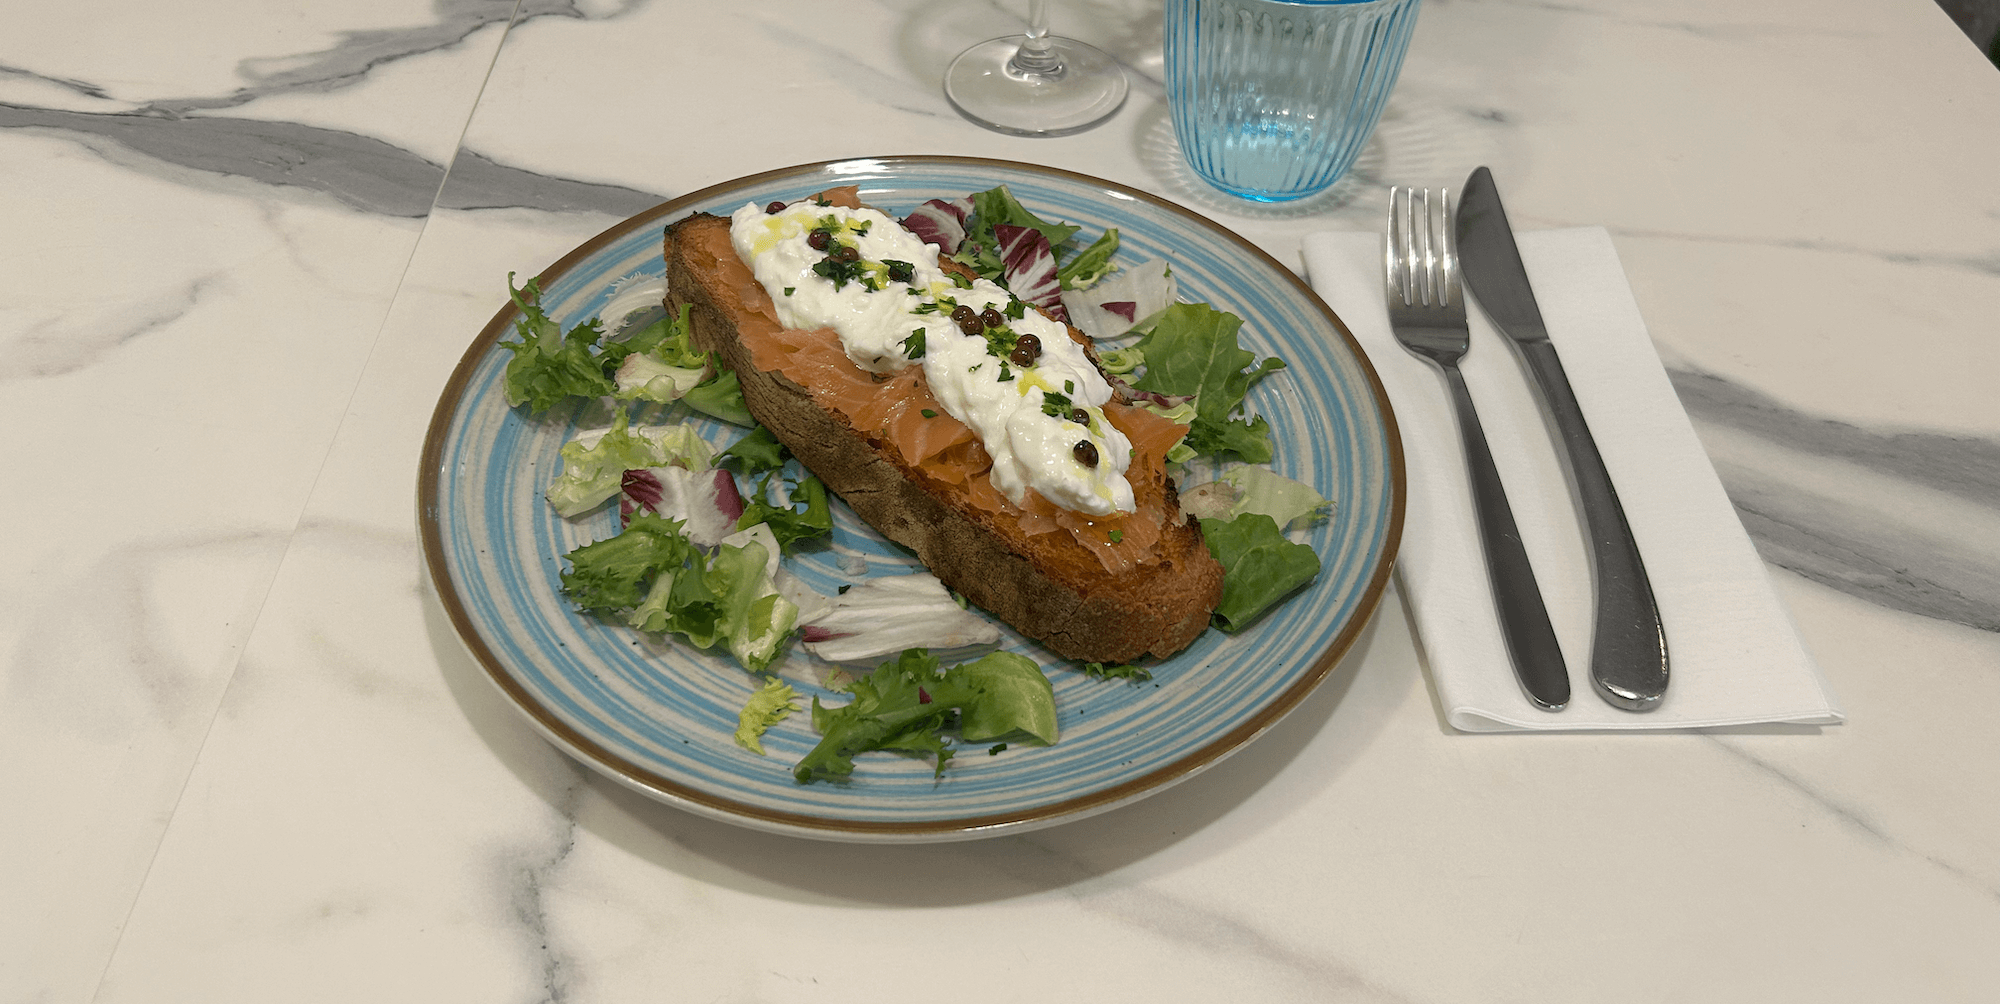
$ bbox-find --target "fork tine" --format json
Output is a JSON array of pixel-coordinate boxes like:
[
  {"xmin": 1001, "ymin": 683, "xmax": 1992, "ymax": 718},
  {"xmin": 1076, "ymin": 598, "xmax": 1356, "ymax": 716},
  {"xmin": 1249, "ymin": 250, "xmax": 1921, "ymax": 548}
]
[
  {"xmin": 1392, "ymin": 185, "xmax": 1408, "ymax": 302},
  {"xmin": 1435, "ymin": 187, "xmax": 1457, "ymax": 308},
  {"xmin": 1416, "ymin": 188, "xmax": 1434, "ymax": 307},
  {"xmin": 1386, "ymin": 186, "xmax": 1466, "ymax": 313}
]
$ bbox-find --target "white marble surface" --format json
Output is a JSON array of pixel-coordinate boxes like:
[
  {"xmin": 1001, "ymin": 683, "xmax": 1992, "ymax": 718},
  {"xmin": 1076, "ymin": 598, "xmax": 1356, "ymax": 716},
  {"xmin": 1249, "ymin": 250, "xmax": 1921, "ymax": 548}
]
[{"xmin": 3, "ymin": 0, "xmax": 1997, "ymax": 1000}]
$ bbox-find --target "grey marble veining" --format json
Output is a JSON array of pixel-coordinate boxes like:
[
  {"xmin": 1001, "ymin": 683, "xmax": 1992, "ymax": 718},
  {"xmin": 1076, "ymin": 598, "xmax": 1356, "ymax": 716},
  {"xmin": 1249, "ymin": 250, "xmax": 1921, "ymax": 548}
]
[
  {"xmin": 438, "ymin": 148, "xmax": 666, "ymax": 216},
  {"xmin": 0, "ymin": 268, "xmax": 224, "ymax": 382},
  {"xmin": 0, "ymin": 0, "xmax": 666, "ymax": 221},
  {"xmin": 1707, "ymin": 732, "xmax": 2000, "ymax": 902},
  {"xmin": 1, "ymin": 103, "xmax": 451, "ymax": 217},
  {"xmin": 500, "ymin": 783, "xmax": 585, "ymax": 1004},
  {"xmin": 1676, "ymin": 367, "xmax": 2000, "ymax": 633},
  {"xmin": 139, "ymin": 0, "xmax": 596, "ymax": 117}
]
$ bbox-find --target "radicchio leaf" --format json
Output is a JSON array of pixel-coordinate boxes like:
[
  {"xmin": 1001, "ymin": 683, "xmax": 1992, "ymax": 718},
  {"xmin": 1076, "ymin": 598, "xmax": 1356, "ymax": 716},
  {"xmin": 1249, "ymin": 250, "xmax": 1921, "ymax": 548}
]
[
  {"xmin": 797, "ymin": 573, "xmax": 1001, "ymax": 665},
  {"xmin": 619, "ymin": 467, "xmax": 744, "ymax": 546},
  {"xmin": 994, "ymin": 223, "xmax": 1066, "ymax": 322},
  {"xmin": 1060, "ymin": 257, "xmax": 1177, "ymax": 342},
  {"xmin": 900, "ymin": 198, "xmax": 974, "ymax": 254}
]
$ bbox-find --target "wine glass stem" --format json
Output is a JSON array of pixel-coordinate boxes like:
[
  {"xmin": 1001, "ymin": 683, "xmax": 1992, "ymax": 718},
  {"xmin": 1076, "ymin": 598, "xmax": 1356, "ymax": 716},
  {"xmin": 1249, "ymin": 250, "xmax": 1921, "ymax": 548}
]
[{"xmin": 1008, "ymin": 0, "xmax": 1063, "ymax": 77}]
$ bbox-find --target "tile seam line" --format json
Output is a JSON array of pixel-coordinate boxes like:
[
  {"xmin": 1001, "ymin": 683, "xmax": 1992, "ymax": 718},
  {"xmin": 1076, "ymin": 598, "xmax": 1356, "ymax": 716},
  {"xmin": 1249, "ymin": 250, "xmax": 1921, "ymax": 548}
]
[{"xmin": 80, "ymin": 5, "xmax": 526, "ymax": 1000}]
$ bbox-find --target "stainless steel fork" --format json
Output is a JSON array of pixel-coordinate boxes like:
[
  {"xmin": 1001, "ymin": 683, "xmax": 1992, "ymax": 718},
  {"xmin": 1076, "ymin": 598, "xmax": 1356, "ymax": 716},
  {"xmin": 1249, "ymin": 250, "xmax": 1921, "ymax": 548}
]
[{"xmin": 1385, "ymin": 186, "xmax": 1570, "ymax": 711}]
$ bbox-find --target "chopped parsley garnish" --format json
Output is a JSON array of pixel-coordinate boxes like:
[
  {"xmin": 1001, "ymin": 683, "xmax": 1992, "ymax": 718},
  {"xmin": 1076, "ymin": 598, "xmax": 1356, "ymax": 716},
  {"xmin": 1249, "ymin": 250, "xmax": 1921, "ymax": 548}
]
[
  {"xmin": 884, "ymin": 259, "xmax": 915, "ymax": 283},
  {"xmin": 1039, "ymin": 389, "xmax": 1074, "ymax": 419},
  {"xmin": 978, "ymin": 326, "xmax": 1020, "ymax": 359},
  {"xmin": 812, "ymin": 255, "xmax": 867, "ymax": 290},
  {"xmin": 921, "ymin": 408, "xmax": 937, "ymax": 418},
  {"xmin": 902, "ymin": 329, "xmax": 926, "ymax": 359},
  {"xmin": 1108, "ymin": 529, "xmax": 1124, "ymax": 543}
]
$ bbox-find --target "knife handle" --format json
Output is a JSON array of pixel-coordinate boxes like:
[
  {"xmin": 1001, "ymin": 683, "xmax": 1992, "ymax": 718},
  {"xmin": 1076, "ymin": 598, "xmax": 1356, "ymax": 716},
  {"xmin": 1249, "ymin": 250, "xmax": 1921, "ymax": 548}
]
[
  {"xmin": 1440, "ymin": 364, "xmax": 1571, "ymax": 711},
  {"xmin": 1516, "ymin": 339, "xmax": 1669, "ymax": 710}
]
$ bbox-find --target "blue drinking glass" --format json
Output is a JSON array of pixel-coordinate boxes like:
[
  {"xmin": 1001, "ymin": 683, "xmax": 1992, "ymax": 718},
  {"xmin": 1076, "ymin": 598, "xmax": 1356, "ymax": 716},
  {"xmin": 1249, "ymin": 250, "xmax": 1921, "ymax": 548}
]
[{"xmin": 1165, "ymin": 0, "xmax": 1422, "ymax": 202}]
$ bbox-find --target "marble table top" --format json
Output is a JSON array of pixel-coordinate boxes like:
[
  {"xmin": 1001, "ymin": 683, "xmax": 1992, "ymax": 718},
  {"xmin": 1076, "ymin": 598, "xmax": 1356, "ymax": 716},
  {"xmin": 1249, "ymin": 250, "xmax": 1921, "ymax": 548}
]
[{"xmin": 4, "ymin": 1, "xmax": 1997, "ymax": 1000}]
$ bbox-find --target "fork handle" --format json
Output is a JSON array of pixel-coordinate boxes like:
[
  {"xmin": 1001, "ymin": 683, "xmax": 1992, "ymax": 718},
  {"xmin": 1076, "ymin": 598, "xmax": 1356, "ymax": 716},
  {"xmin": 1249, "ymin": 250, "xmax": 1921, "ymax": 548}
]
[
  {"xmin": 1441, "ymin": 364, "xmax": 1572, "ymax": 710},
  {"xmin": 1515, "ymin": 340, "xmax": 1669, "ymax": 711}
]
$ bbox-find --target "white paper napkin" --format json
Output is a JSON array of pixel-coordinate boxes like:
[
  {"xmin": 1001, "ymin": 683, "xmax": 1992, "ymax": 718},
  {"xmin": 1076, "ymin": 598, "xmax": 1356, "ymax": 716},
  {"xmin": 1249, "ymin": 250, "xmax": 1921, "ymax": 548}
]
[{"xmin": 1301, "ymin": 228, "xmax": 1842, "ymax": 731}]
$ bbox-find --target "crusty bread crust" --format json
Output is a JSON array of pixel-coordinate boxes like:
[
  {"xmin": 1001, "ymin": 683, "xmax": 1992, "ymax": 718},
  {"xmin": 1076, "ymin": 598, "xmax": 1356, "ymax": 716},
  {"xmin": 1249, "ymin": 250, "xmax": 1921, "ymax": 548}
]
[{"xmin": 663, "ymin": 211, "xmax": 1222, "ymax": 663}]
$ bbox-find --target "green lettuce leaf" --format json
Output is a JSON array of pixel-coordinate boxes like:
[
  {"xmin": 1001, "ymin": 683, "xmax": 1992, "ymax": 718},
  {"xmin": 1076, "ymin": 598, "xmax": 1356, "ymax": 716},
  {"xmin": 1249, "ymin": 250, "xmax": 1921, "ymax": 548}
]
[
  {"xmin": 1219, "ymin": 465, "xmax": 1333, "ymax": 530},
  {"xmin": 624, "ymin": 525, "xmax": 797, "ymax": 673},
  {"xmin": 561, "ymin": 512, "xmax": 699, "ymax": 614},
  {"xmin": 1131, "ymin": 303, "xmax": 1286, "ymax": 463},
  {"xmin": 1058, "ymin": 228, "xmax": 1120, "ymax": 290},
  {"xmin": 683, "ymin": 367, "xmax": 754, "ymax": 426},
  {"xmin": 1096, "ymin": 347, "xmax": 1143, "ymax": 375},
  {"xmin": 613, "ymin": 353, "xmax": 708, "ymax": 404},
  {"xmin": 501, "ymin": 274, "xmax": 616, "ymax": 412},
  {"xmin": 734, "ymin": 678, "xmax": 799, "ymax": 755},
  {"xmin": 610, "ymin": 307, "xmax": 709, "ymax": 404},
  {"xmin": 971, "ymin": 185, "xmax": 1080, "ymax": 254},
  {"xmin": 604, "ymin": 304, "xmax": 700, "ymax": 371},
  {"xmin": 794, "ymin": 649, "xmax": 1058, "ymax": 783},
  {"xmin": 717, "ymin": 425, "xmax": 788, "ymax": 476},
  {"xmin": 737, "ymin": 470, "xmax": 832, "ymax": 552},
  {"xmin": 562, "ymin": 514, "xmax": 796, "ymax": 674},
  {"xmin": 1081, "ymin": 661, "xmax": 1153, "ymax": 682},
  {"xmin": 1199, "ymin": 513, "xmax": 1322, "ymax": 632},
  {"xmin": 948, "ymin": 651, "xmax": 1058, "ymax": 744}
]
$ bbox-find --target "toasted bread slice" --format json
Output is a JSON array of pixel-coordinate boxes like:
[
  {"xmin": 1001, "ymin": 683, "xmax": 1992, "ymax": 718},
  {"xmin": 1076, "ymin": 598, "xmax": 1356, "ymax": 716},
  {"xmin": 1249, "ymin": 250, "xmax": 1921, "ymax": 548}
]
[{"xmin": 663, "ymin": 210, "xmax": 1222, "ymax": 663}]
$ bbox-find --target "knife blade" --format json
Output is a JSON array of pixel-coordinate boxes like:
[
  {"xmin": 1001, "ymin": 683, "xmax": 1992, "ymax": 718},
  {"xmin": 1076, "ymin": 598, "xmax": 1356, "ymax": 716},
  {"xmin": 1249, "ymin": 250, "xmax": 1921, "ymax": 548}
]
[{"xmin": 1455, "ymin": 166, "xmax": 1669, "ymax": 711}]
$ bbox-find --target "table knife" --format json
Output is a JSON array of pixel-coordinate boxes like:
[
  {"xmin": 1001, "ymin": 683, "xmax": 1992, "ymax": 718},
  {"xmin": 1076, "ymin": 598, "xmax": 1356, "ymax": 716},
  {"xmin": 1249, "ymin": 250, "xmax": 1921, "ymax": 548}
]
[{"xmin": 1454, "ymin": 166, "xmax": 1669, "ymax": 711}]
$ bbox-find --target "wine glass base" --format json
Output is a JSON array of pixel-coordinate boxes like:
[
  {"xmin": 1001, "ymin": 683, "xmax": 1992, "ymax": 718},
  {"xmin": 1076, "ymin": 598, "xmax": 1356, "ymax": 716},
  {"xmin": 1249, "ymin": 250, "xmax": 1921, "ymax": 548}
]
[{"xmin": 944, "ymin": 35, "xmax": 1129, "ymax": 137}]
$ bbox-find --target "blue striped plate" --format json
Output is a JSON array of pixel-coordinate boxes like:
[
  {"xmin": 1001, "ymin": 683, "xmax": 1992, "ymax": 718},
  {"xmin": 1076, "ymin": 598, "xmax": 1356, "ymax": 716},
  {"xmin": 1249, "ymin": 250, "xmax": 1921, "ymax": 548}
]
[{"xmin": 419, "ymin": 157, "xmax": 1403, "ymax": 842}]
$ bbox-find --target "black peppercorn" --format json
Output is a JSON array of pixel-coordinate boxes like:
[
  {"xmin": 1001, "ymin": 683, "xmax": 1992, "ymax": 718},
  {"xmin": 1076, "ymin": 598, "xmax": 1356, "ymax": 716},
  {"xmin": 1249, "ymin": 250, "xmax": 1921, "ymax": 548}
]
[
  {"xmin": 765, "ymin": 201, "xmax": 786, "ymax": 214},
  {"xmin": 834, "ymin": 245, "xmax": 860, "ymax": 262},
  {"xmin": 807, "ymin": 230, "xmax": 830, "ymax": 251},
  {"xmin": 951, "ymin": 304, "xmax": 981, "ymax": 336},
  {"xmin": 979, "ymin": 307, "xmax": 1004, "ymax": 329},
  {"xmin": 1073, "ymin": 440, "xmax": 1099, "ymax": 467}
]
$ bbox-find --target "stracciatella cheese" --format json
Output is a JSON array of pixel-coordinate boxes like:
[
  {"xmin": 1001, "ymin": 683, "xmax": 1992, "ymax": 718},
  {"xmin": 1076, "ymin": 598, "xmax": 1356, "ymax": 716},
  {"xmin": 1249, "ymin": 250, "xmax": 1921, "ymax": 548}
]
[{"xmin": 729, "ymin": 201, "xmax": 1135, "ymax": 516}]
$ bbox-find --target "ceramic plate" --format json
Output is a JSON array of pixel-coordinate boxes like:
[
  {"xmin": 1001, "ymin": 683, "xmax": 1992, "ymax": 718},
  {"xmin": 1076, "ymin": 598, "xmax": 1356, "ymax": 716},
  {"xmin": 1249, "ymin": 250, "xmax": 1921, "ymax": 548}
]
[{"xmin": 419, "ymin": 156, "xmax": 1403, "ymax": 842}]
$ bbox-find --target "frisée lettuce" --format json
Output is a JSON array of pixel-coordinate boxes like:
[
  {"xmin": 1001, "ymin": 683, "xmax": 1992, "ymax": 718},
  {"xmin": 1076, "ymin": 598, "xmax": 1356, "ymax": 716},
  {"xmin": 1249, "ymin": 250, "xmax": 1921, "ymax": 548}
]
[
  {"xmin": 562, "ymin": 514, "xmax": 798, "ymax": 674},
  {"xmin": 795, "ymin": 648, "xmax": 1058, "ymax": 782}
]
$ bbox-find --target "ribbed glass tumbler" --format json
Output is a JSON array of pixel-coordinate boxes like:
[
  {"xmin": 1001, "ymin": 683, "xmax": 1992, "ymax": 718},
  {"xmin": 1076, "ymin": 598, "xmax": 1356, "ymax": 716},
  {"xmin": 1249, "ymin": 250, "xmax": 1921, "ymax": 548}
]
[{"xmin": 1165, "ymin": 0, "xmax": 1421, "ymax": 202}]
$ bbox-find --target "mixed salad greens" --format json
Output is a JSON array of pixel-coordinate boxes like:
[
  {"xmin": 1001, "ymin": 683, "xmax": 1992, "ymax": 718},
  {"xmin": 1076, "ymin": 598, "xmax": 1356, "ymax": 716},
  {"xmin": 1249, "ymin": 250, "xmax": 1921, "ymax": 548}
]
[{"xmin": 498, "ymin": 185, "xmax": 1329, "ymax": 784}]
